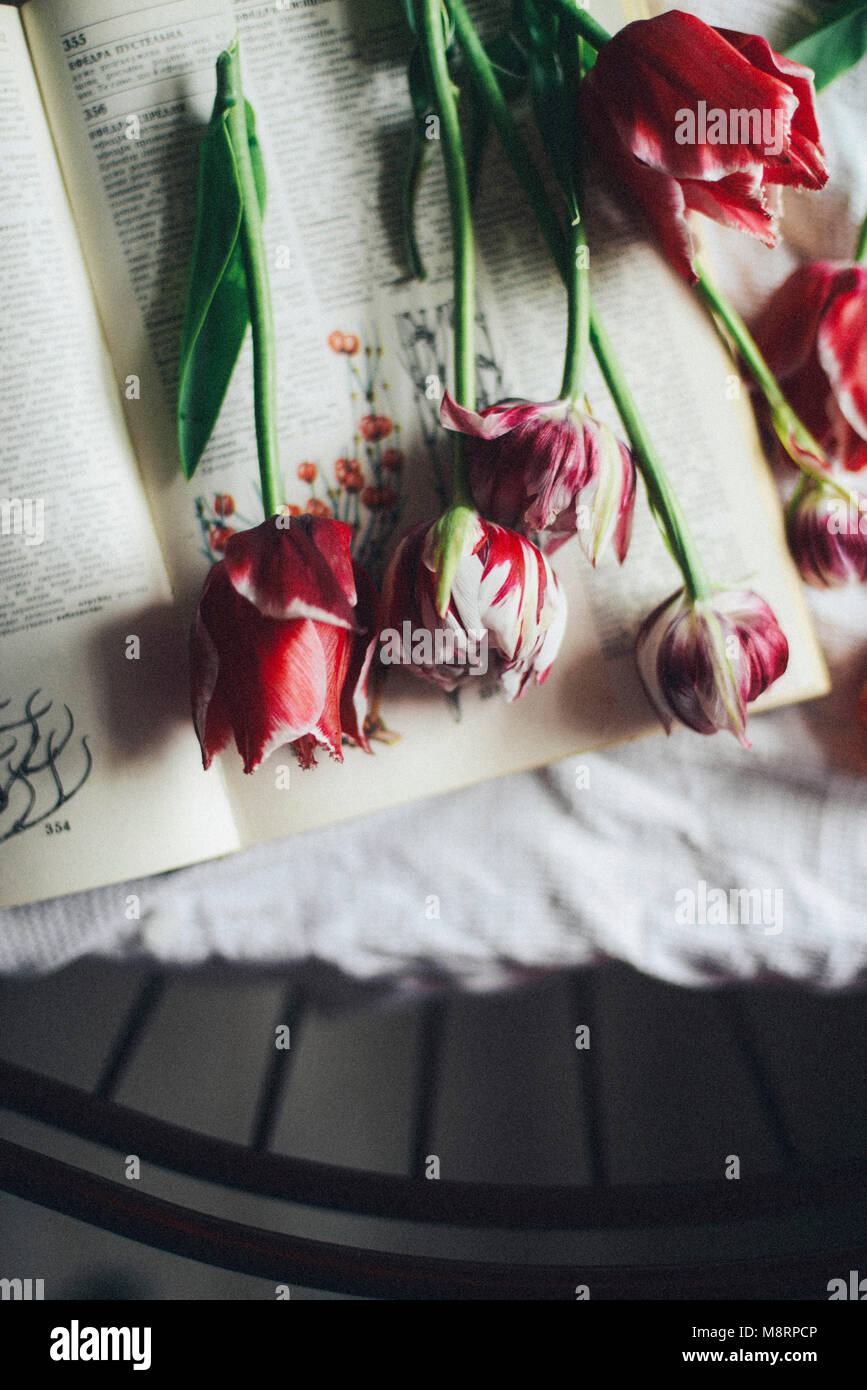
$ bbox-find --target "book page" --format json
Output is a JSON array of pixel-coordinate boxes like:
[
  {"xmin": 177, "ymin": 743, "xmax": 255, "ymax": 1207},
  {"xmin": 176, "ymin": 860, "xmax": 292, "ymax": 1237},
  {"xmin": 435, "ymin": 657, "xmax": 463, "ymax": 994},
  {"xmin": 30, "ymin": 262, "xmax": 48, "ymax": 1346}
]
[
  {"xmin": 21, "ymin": 0, "xmax": 828, "ymax": 851},
  {"xmin": 0, "ymin": 5, "xmax": 239, "ymax": 910}
]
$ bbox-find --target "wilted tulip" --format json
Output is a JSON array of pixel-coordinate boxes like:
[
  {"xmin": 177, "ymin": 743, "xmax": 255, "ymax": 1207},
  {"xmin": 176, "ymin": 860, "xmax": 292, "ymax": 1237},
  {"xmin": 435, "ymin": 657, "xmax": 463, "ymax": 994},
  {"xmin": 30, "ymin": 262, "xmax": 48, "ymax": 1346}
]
[
  {"xmin": 190, "ymin": 514, "xmax": 377, "ymax": 772},
  {"xmin": 636, "ymin": 586, "xmax": 789, "ymax": 746},
  {"xmin": 380, "ymin": 512, "xmax": 567, "ymax": 700},
  {"xmin": 754, "ymin": 261, "xmax": 867, "ymax": 473},
  {"xmin": 580, "ymin": 10, "xmax": 827, "ymax": 282},
  {"xmin": 785, "ymin": 479, "xmax": 867, "ymax": 587},
  {"xmin": 440, "ymin": 393, "xmax": 636, "ymax": 564}
]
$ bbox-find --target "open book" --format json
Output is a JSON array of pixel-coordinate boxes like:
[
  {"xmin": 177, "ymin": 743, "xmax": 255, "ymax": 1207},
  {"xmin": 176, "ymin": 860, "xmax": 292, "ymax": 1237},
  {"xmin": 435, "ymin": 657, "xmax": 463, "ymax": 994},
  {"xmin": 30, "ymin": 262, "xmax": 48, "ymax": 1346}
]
[{"xmin": 0, "ymin": 0, "xmax": 828, "ymax": 911}]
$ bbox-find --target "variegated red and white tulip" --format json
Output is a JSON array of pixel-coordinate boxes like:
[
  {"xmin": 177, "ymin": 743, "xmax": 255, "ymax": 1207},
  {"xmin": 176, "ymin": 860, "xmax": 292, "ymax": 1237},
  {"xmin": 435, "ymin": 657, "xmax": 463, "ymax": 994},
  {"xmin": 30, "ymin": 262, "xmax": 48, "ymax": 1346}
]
[
  {"xmin": 380, "ymin": 513, "xmax": 566, "ymax": 699},
  {"xmin": 636, "ymin": 587, "xmax": 789, "ymax": 747},
  {"xmin": 785, "ymin": 479, "xmax": 867, "ymax": 588},
  {"xmin": 190, "ymin": 513, "xmax": 377, "ymax": 772},
  {"xmin": 754, "ymin": 261, "xmax": 867, "ymax": 473},
  {"xmin": 440, "ymin": 393, "xmax": 636, "ymax": 564},
  {"xmin": 580, "ymin": 10, "xmax": 827, "ymax": 282}
]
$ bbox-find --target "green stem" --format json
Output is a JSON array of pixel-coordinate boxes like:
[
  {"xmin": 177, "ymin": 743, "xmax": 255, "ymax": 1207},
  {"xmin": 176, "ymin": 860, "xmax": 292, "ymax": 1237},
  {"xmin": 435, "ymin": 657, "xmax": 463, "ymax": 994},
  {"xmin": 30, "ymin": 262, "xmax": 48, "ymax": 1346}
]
[
  {"xmin": 447, "ymin": 0, "xmax": 569, "ymax": 280},
  {"xmin": 856, "ymin": 206, "xmax": 867, "ymax": 263},
  {"xmin": 445, "ymin": 0, "xmax": 710, "ymax": 599},
  {"xmin": 556, "ymin": 13, "xmax": 589, "ymax": 405},
  {"xmin": 219, "ymin": 40, "xmax": 282, "ymax": 518},
  {"xmin": 549, "ymin": 0, "xmax": 612, "ymax": 50},
  {"xmin": 693, "ymin": 260, "xmax": 849, "ymax": 497},
  {"xmin": 589, "ymin": 313, "xmax": 711, "ymax": 600},
  {"xmin": 559, "ymin": 212, "xmax": 590, "ymax": 406},
  {"xmin": 415, "ymin": 0, "xmax": 475, "ymax": 508}
]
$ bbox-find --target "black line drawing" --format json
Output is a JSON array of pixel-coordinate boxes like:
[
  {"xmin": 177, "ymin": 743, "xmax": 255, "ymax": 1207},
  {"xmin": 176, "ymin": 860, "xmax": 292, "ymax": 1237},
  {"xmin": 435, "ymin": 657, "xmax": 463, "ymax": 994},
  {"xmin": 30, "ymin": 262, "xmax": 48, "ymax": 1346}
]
[{"xmin": 0, "ymin": 690, "xmax": 92, "ymax": 845}]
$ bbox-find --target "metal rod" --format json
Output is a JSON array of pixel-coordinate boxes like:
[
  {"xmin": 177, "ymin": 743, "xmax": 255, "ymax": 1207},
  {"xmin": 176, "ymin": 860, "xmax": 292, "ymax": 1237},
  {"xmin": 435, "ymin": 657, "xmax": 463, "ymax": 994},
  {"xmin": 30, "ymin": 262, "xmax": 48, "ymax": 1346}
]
[
  {"xmin": 723, "ymin": 992, "xmax": 803, "ymax": 1174},
  {"xmin": 408, "ymin": 998, "xmax": 447, "ymax": 1179},
  {"xmin": 94, "ymin": 972, "xmax": 166, "ymax": 1102},
  {"xmin": 0, "ymin": 1136, "xmax": 863, "ymax": 1299},
  {"xmin": 0, "ymin": 1059, "xmax": 859, "ymax": 1228},
  {"xmin": 570, "ymin": 972, "xmax": 608, "ymax": 1188},
  {"xmin": 249, "ymin": 985, "xmax": 305, "ymax": 1153}
]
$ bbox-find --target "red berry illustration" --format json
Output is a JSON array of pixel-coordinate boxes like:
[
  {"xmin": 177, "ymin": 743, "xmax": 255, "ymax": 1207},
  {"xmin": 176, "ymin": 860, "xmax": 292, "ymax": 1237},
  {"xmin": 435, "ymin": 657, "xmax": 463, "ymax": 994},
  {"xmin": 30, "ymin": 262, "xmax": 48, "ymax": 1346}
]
[
  {"xmin": 214, "ymin": 493, "xmax": 235, "ymax": 517},
  {"xmin": 209, "ymin": 525, "xmax": 235, "ymax": 552},
  {"xmin": 327, "ymin": 331, "xmax": 346, "ymax": 353},
  {"xmin": 305, "ymin": 497, "xmax": 332, "ymax": 517},
  {"xmin": 380, "ymin": 448, "xmax": 404, "ymax": 472},
  {"xmin": 361, "ymin": 485, "xmax": 396, "ymax": 511},
  {"xmin": 359, "ymin": 414, "xmax": 393, "ymax": 442},
  {"xmin": 342, "ymin": 333, "xmax": 360, "ymax": 355}
]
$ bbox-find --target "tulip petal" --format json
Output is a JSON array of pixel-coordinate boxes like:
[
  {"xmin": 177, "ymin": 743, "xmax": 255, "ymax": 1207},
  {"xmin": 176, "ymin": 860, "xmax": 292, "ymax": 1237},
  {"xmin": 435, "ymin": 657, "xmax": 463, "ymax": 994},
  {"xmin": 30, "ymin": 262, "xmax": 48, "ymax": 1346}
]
[
  {"xmin": 583, "ymin": 91, "xmax": 699, "ymax": 279},
  {"xmin": 190, "ymin": 578, "xmax": 233, "ymax": 770},
  {"xmin": 718, "ymin": 29, "xmax": 827, "ymax": 189},
  {"xmin": 613, "ymin": 442, "xmax": 638, "ymax": 564},
  {"xmin": 340, "ymin": 561, "xmax": 380, "ymax": 752},
  {"xmin": 585, "ymin": 12, "xmax": 798, "ymax": 184},
  {"xmin": 753, "ymin": 261, "xmax": 841, "ymax": 381},
  {"xmin": 827, "ymin": 399, "xmax": 867, "ymax": 474},
  {"xmin": 225, "ymin": 515, "xmax": 358, "ymax": 628},
  {"xmin": 680, "ymin": 171, "xmax": 776, "ymax": 246},
  {"xmin": 440, "ymin": 392, "xmax": 558, "ymax": 440},
  {"xmin": 307, "ymin": 621, "xmax": 351, "ymax": 762},
  {"xmin": 817, "ymin": 268, "xmax": 867, "ymax": 443}
]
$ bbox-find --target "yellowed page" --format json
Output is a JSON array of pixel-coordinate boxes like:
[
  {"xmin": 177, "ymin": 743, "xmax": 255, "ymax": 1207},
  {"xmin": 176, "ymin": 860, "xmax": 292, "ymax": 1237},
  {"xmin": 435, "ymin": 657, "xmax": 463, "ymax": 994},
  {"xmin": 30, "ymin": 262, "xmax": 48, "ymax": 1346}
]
[
  {"xmin": 21, "ymin": 0, "xmax": 827, "ymax": 855},
  {"xmin": 0, "ymin": 6, "xmax": 239, "ymax": 909}
]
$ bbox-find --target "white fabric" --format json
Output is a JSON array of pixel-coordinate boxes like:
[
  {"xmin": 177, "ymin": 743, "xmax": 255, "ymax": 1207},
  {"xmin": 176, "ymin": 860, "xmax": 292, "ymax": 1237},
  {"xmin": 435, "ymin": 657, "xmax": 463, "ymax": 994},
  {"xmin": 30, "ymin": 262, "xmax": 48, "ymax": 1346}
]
[{"xmin": 2, "ymin": 0, "xmax": 866, "ymax": 989}]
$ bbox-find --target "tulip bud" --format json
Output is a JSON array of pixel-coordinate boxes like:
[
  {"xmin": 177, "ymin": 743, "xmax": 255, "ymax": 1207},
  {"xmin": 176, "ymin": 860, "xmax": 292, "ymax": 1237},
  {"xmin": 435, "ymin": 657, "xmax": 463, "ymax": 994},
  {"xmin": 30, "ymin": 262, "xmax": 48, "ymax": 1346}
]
[
  {"xmin": 440, "ymin": 393, "xmax": 636, "ymax": 565},
  {"xmin": 381, "ymin": 515, "xmax": 567, "ymax": 700},
  {"xmin": 429, "ymin": 503, "xmax": 480, "ymax": 617},
  {"xmin": 636, "ymin": 587, "xmax": 789, "ymax": 747},
  {"xmin": 785, "ymin": 480, "xmax": 867, "ymax": 588}
]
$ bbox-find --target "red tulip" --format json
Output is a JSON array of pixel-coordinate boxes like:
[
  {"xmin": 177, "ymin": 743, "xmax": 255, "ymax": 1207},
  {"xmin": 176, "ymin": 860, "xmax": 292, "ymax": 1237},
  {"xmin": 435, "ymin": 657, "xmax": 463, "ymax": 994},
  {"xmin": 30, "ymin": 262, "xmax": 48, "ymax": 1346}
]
[
  {"xmin": 441, "ymin": 393, "xmax": 636, "ymax": 564},
  {"xmin": 636, "ymin": 587, "xmax": 789, "ymax": 746},
  {"xmin": 580, "ymin": 10, "xmax": 827, "ymax": 282},
  {"xmin": 785, "ymin": 479, "xmax": 867, "ymax": 588},
  {"xmin": 754, "ymin": 261, "xmax": 867, "ymax": 473},
  {"xmin": 190, "ymin": 514, "xmax": 376, "ymax": 772},
  {"xmin": 380, "ymin": 514, "xmax": 567, "ymax": 700}
]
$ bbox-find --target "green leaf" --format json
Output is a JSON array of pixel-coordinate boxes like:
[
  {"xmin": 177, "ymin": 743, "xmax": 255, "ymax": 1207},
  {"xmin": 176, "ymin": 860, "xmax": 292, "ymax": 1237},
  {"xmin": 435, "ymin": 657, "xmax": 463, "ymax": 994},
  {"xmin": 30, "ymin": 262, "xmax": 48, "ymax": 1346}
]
[
  {"xmin": 177, "ymin": 66, "xmax": 267, "ymax": 479},
  {"xmin": 786, "ymin": 0, "xmax": 867, "ymax": 90}
]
